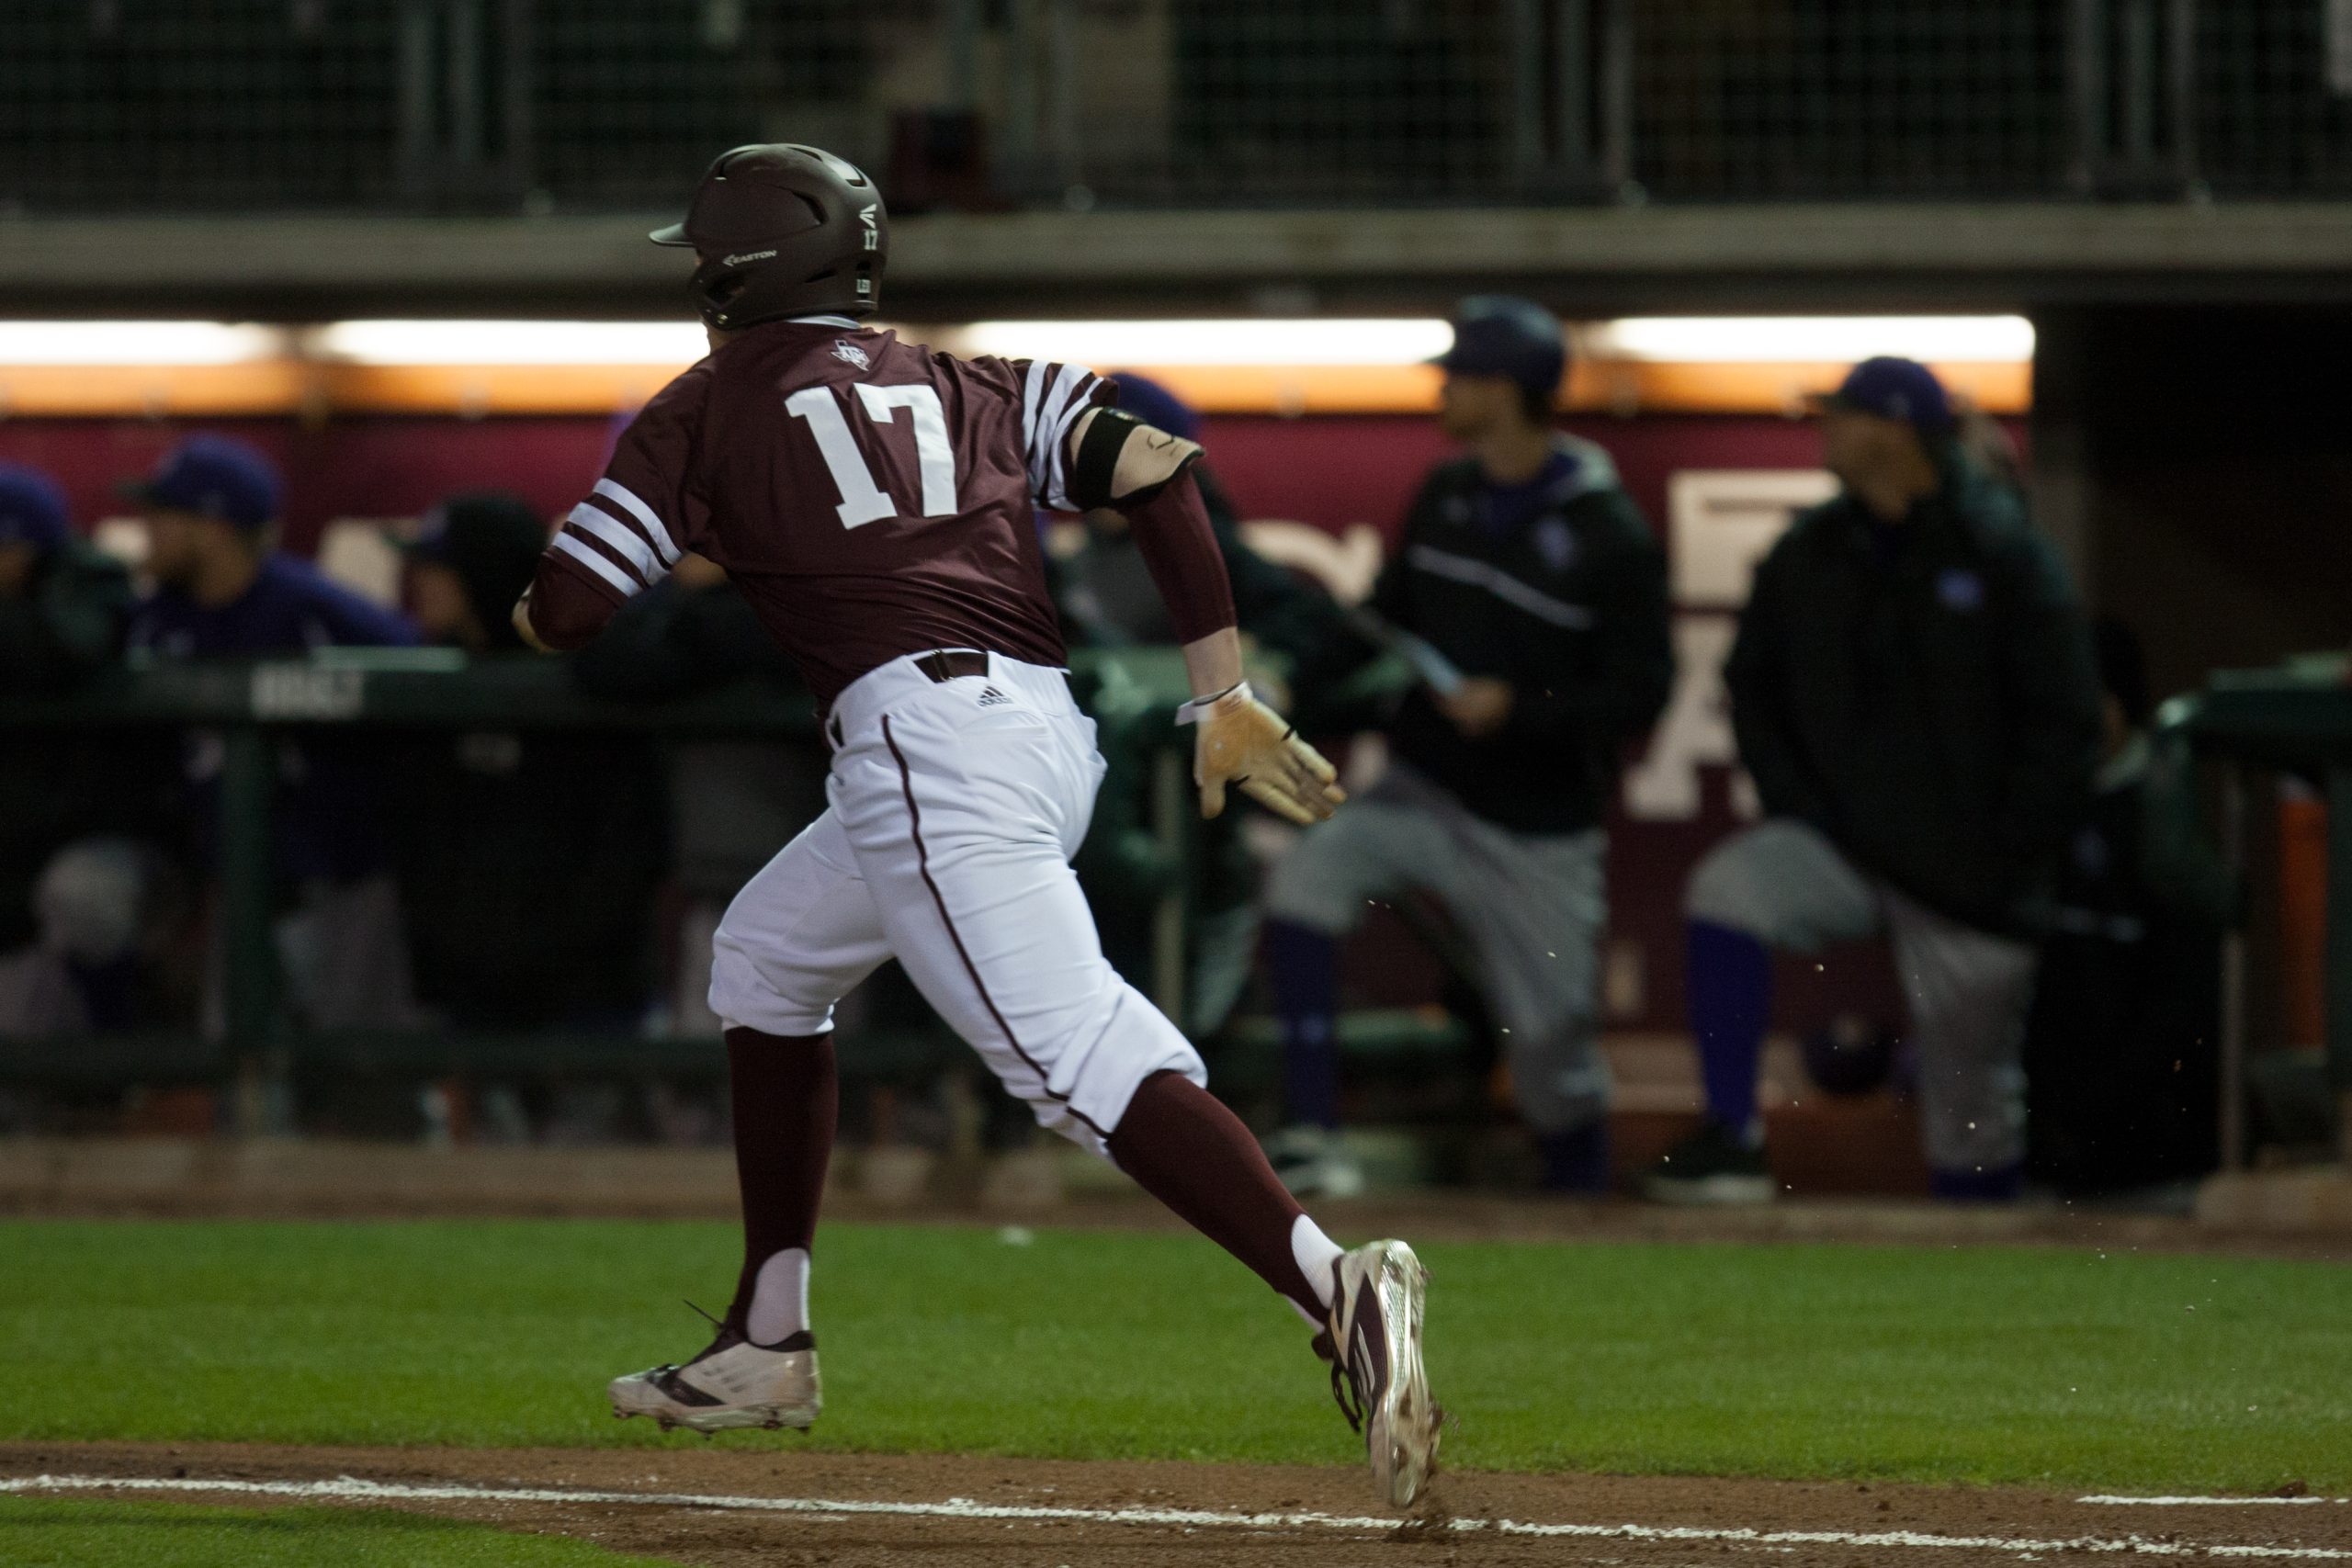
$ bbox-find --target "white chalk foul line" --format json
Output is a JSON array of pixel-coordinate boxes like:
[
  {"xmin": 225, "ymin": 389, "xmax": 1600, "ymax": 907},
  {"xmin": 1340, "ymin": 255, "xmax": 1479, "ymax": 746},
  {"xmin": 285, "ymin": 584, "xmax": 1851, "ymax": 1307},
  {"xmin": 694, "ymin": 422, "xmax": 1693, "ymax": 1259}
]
[
  {"xmin": 3, "ymin": 1472, "xmax": 2350, "ymax": 1560},
  {"xmin": 2085, "ymin": 1498, "xmax": 2347, "ymax": 1508}
]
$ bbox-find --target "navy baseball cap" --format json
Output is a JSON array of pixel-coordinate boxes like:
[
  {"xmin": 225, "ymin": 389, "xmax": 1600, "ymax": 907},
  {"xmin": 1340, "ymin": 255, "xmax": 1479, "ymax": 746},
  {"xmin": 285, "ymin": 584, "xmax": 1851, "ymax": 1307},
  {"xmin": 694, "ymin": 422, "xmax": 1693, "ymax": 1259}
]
[
  {"xmin": 0, "ymin": 463, "xmax": 71, "ymax": 551},
  {"xmin": 1821, "ymin": 355, "xmax": 1954, "ymax": 437},
  {"xmin": 121, "ymin": 434, "xmax": 281, "ymax": 529},
  {"xmin": 407, "ymin": 491, "xmax": 548, "ymax": 572},
  {"xmin": 408, "ymin": 492, "xmax": 551, "ymax": 638},
  {"xmin": 1430, "ymin": 295, "xmax": 1569, "ymax": 400}
]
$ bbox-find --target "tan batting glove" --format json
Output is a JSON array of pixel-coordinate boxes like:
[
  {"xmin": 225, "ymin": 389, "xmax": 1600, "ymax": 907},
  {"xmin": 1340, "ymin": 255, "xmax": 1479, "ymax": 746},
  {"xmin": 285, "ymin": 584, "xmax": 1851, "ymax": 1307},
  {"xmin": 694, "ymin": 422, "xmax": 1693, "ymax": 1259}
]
[{"xmin": 1182, "ymin": 682, "xmax": 1347, "ymax": 826}]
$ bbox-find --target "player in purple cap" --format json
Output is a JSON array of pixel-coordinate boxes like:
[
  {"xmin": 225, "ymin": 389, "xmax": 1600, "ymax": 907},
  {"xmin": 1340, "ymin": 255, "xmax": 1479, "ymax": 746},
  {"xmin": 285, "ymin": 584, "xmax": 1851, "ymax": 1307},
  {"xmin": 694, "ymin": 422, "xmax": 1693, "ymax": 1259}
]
[
  {"xmin": 0, "ymin": 461, "xmax": 157, "ymax": 1041},
  {"xmin": 125, "ymin": 434, "xmax": 416, "ymax": 657},
  {"xmin": 1257, "ymin": 295, "xmax": 1674, "ymax": 1200},
  {"xmin": 1645, "ymin": 356, "xmax": 2102, "ymax": 1207},
  {"xmin": 122, "ymin": 434, "xmax": 422, "ymax": 1032}
]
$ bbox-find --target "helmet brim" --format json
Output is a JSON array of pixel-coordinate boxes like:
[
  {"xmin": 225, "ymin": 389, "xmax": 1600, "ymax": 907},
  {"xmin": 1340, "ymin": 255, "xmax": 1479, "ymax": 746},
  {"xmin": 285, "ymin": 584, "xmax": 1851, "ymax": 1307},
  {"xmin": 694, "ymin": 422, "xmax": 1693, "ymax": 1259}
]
[{"xmin": 649, "ymin": 222, "xmax": 695, "ymax": 247}]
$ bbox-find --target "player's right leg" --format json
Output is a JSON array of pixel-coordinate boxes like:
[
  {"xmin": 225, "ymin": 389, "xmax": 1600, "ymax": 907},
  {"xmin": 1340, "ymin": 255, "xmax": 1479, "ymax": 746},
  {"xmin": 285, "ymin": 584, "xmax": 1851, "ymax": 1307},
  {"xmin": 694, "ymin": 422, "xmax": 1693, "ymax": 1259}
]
[
  {"xmin": 1883, "ymin": 892, "xmax": 2036, "ymax": 1201},
  {"xmin": 607, "ymin": 808, "xmax": 889, "ymax": 1433}
]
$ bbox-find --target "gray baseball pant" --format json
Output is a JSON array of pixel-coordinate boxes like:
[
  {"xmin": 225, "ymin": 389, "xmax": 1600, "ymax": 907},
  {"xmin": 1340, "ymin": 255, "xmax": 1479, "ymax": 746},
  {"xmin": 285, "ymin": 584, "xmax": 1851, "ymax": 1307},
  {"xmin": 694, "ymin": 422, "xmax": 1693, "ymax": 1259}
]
[
  {"xmin": 1263, "ymin": 762, "xmax": 1610, "ymax": 1134},
  {"xmin": 1685, "ymin": 819, "xmax": 2034, "ymax": 1174}
]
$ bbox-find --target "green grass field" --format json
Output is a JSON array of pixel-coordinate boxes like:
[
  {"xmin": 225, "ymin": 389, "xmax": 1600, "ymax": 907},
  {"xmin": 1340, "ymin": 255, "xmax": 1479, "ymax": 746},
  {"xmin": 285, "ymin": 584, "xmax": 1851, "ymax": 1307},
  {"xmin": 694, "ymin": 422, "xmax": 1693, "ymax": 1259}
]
[{"xmin": 3, "ymin": 1218, "xmax": 2346, "ymax": 1495}]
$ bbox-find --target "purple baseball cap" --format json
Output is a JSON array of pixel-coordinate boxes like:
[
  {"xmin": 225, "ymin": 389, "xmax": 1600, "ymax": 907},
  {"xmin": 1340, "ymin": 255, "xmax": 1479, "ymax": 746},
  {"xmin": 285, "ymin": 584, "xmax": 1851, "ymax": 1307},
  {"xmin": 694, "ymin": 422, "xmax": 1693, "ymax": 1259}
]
[
  {"xmin": 1821, "ymin": 356, "xmax": 1954, "ymax": 437},
  {"xmin": 0, "ymin": 463, "xmax": 71, "ymax": 551},
  {"xmin": 120, "ymin": 434, "xmax": 282, "ymax": 529},
  {"xmin": 1430, "ymin": 295, "xmax": 1568, "ymax": 400}
]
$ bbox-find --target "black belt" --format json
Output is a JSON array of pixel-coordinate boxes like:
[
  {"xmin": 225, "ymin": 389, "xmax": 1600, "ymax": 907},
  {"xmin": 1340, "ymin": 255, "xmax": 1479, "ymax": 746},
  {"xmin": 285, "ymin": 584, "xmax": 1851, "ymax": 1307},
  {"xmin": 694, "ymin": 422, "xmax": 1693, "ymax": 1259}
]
[{"xmin": 915, "ymin": 649, "xmax": 990, "ymax": 683}]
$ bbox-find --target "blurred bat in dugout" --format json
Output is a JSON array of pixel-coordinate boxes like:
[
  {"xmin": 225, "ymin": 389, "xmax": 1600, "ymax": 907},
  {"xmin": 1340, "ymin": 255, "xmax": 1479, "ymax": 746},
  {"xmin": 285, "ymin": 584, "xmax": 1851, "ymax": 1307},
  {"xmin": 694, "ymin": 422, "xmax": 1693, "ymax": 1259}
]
[{"xmin": 1344, "ymin": 605, "xmax": 1467, "ymax": 697}]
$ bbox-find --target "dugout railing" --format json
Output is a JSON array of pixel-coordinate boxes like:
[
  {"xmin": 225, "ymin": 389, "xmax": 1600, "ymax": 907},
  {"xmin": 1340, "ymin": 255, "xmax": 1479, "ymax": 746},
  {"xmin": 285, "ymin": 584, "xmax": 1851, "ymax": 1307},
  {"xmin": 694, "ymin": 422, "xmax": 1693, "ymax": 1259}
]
[
  {"xmin": 0, "ymin": 645, "xmax": 1204, "ymax": 1136},
  {"xmin": 2163, "ymin": 660, "xmax": 2352, "ymax": 1173}
]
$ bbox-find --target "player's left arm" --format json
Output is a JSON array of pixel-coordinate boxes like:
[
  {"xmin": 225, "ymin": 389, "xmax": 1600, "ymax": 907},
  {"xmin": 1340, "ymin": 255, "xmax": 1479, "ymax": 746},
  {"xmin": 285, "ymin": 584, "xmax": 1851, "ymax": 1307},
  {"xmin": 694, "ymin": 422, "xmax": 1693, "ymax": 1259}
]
[{"xmin": 1062, "ymin": 405, "xmax": 1344, "ymax": 826}]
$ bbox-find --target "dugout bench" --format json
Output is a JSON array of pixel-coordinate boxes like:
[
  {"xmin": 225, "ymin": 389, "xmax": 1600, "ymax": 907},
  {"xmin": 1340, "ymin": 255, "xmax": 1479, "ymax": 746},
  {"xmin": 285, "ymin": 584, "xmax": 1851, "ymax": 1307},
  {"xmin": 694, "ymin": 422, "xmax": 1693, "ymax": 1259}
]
[{"xmin": 0, "ymin": 646, "xmax": 1206, "ymax": 1134}]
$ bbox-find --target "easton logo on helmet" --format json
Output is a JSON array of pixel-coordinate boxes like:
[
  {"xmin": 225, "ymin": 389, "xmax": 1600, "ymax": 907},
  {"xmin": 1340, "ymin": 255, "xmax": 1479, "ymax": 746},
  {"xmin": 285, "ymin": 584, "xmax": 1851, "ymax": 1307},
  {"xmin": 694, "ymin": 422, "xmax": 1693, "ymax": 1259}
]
[
  {"xmin": 859, "ymin": 207, "xmax": 879, "ymax": 251},
  {"xmin": 722, "ymin": 250, "xmax": 778, "ymax": 266}
]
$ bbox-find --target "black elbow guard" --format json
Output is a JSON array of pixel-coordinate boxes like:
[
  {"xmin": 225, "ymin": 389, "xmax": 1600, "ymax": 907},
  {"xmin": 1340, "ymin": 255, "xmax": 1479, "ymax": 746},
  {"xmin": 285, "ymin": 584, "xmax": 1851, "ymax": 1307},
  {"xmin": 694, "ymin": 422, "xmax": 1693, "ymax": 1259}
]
[{"xmin": 1064, "ymin": 408, "xmax": 1204, "ymax": 512}]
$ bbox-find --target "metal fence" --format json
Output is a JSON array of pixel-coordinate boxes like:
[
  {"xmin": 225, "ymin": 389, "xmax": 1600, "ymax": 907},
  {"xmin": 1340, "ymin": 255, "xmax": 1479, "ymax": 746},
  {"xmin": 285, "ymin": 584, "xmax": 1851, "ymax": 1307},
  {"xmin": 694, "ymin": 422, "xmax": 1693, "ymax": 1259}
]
[{"xmin": 0, "ymin": 1, "xmax": 2346, "ymax": 213}]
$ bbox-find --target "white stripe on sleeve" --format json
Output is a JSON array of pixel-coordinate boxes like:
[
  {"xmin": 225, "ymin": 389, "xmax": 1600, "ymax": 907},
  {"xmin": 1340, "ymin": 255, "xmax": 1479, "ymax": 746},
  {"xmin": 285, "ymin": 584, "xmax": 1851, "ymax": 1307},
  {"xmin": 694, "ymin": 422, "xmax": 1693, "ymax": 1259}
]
[
  {"xmin": 1020, "ymin": 359, "xmax": 1055, "ymax": 496},
  {"xmin": 591, "ymin": 479, "xmax": 681, "ymax": 566},
  {"xmin": 1040, "ymin": 367, "xmax": 1100, "ymax": 510},
  {"xmin": 565, "ymin": 501, "xmax": 666, "ymax": 582},
  {"xmin": 551, "ymin": 530, "xmax": 643, "ymax": 599}
]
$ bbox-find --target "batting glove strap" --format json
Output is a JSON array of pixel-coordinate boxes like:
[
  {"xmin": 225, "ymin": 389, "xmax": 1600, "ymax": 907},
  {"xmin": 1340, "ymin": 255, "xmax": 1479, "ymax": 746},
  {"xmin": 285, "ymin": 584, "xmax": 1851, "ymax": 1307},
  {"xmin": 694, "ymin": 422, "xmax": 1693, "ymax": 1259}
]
[{"xmin": 1175, "ymin": 680, "xmax": 1250, "ymax": 726}]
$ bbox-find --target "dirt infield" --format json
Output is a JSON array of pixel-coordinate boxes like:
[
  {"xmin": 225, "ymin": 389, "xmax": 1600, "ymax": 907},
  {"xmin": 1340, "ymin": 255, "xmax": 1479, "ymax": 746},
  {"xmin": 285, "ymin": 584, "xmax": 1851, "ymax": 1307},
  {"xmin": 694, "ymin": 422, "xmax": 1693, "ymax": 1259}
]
[{"xmin": 6, "ymin": 1442, "xmax": 2347, "ymax": 1566}]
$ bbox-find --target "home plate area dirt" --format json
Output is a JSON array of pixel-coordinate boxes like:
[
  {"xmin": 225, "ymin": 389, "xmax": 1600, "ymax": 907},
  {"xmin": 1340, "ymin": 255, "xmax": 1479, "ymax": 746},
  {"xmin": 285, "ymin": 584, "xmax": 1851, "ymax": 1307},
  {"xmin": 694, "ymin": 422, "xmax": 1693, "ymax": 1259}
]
[{"xmin": 5, "ymin": 1443, "xmax": 2349, "ymax": 1566}]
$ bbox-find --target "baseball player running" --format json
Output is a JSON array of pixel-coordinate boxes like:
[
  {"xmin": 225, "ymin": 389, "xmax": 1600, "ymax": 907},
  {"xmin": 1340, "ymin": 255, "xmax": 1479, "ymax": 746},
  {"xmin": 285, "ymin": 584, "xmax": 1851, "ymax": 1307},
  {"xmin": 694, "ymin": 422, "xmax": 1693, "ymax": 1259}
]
[{"xmin": 513, "ymin": 144, "xmax": 1439, "ymax": 1506}]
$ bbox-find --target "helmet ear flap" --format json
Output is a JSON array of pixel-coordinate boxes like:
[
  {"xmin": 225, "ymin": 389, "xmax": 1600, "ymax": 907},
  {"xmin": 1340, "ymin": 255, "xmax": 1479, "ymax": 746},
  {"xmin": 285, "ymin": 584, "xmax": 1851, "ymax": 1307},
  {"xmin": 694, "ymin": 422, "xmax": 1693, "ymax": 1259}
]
[{"xmin": 705, "ymin": 270, "xmax": 749, "ymax": 314}]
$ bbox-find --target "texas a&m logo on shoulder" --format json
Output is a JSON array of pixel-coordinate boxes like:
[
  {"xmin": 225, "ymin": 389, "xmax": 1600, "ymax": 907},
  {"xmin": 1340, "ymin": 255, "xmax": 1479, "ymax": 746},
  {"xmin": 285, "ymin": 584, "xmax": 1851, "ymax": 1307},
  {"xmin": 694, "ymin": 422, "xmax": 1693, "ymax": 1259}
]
[{"xmin": 832, "ymin": 340, "xmax": 871, "ymax": 370}]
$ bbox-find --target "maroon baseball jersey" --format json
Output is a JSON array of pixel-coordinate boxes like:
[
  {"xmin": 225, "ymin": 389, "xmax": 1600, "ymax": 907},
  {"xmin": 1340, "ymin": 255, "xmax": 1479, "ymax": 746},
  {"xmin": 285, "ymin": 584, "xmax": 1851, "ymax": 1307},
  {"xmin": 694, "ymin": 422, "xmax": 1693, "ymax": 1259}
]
[{"xmin": 527, "ymin": 320, "xmax": 1114, "ymax": 703}]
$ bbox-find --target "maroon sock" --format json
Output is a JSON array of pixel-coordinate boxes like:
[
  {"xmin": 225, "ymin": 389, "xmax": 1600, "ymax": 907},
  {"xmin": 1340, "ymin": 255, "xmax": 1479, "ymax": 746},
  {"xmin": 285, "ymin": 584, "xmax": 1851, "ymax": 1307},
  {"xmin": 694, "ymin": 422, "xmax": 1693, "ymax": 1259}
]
[
  {"xmin": 722, "ymin": 1026, "xmax": 837, "ymax": 1339},
  {"xmin": 1106, "ymin": 1069, "xmax": 1327, "ymax": 1321}
]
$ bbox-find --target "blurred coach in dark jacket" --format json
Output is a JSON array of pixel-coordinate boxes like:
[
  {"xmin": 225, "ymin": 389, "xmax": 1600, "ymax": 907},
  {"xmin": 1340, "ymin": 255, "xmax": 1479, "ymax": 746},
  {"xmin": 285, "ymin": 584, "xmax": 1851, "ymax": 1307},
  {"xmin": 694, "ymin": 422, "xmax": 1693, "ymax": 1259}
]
[{"xmin": 1646, "ymin": 357, "xmax": 2101, "ymax": 1206}]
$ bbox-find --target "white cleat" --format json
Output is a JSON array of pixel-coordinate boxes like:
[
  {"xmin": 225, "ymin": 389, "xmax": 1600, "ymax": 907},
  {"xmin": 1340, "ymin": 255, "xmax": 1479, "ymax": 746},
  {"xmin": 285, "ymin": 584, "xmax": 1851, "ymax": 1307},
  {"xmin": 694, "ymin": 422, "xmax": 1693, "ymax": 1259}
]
[
  {"xmin": 608, "ymin": 1321, "xmax": 821, "ymax": 1434},
  {"xmin": 1322, "ymin": 1238, "xmax": 1440, "ymax": 1508}
]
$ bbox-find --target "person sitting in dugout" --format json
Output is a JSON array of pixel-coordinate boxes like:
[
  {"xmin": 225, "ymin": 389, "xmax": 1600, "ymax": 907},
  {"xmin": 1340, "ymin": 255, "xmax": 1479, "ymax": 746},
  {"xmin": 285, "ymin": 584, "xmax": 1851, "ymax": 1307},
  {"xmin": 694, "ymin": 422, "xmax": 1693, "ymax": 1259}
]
[
  {"xmin": 389, "ymin": 492, "xmax": 670, "ymax": 1039},
  {"xmin": 0, "ymin": 463, "xmax": 187, "ymax": 1043},
  {"xmin": 126, "ymin": 434, "xmax": 424, "ymax": 1034},
  {"xmin": 1645, "ymin": 356, "xmax": 2102, "ymax": 1206}
]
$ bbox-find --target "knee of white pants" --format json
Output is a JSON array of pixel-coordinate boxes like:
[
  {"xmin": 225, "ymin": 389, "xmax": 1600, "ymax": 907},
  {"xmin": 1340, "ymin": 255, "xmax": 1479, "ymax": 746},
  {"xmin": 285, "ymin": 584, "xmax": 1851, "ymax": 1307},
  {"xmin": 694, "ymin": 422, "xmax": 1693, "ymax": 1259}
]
[
  {"xmin": 1904, "ymin": 963, "xmax": 2032, "ymax": 1172},
  {"xmin": 1261, "ymin": 829, "xmax": 1366, "ymax": 937},
  {"xmin": 1504, "ymin": 1014, "xmax": 1611, "ymax": 1134},
  {"xmin": 1683, "ymin": 837, "xmax": 1781, "ymax": 935},
  {"xmin": 1917, "ymin": 1058, "xmax": 2028, "ymax": 1172},
  {"xmin": 707, "ymin": 923, "xmax": 838, "ymax": 1038},
  {"xmin": 1003, "ymin": 976, "xmax": 1205, "ymax": 1157},
  {"xmin": 35, "ymin": 838, "xmax": 150, "ymax": 964}
]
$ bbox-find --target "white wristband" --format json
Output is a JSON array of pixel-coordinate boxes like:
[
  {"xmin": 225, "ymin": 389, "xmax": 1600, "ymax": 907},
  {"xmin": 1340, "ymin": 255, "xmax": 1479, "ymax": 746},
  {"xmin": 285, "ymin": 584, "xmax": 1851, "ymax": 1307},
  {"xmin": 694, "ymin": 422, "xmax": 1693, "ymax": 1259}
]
[{"xmin": 1176, "ymin": 680, "xmax": 1250, "ymax": 726}]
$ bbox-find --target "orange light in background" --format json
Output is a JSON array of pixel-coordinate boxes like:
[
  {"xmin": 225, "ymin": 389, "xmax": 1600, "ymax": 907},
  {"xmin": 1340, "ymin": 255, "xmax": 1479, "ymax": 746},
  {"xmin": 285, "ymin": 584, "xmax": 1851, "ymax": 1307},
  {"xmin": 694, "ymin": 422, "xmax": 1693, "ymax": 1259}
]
[{"xmin": 0, "ymin": 316, "xmax": 2036, "ymax": 419}]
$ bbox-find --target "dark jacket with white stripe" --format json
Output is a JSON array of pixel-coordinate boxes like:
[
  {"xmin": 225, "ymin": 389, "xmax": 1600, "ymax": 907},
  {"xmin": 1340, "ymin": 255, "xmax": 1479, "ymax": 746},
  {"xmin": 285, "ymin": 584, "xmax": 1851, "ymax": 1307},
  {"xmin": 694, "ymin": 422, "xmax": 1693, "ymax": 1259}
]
[{"xmin": 1372, "ymin": 435, "xmax": 1673, "ymax": 835}]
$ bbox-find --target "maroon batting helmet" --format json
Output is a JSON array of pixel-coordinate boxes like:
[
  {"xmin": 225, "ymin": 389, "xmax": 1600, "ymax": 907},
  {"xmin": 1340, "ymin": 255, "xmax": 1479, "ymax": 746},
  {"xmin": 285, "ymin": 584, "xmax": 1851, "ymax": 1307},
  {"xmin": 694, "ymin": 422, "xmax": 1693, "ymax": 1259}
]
[{"xmin": 651, "ymin": 143, "xmax": 888, "ymax": 330}]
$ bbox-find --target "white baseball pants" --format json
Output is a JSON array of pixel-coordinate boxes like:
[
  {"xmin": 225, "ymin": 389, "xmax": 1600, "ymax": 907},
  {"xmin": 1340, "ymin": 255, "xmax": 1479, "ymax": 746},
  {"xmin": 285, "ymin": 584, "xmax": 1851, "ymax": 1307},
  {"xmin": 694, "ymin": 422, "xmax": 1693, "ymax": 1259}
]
[{"xmin": 708, "ymin": 650, "xmax": 1205, "ymax": 1155}]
